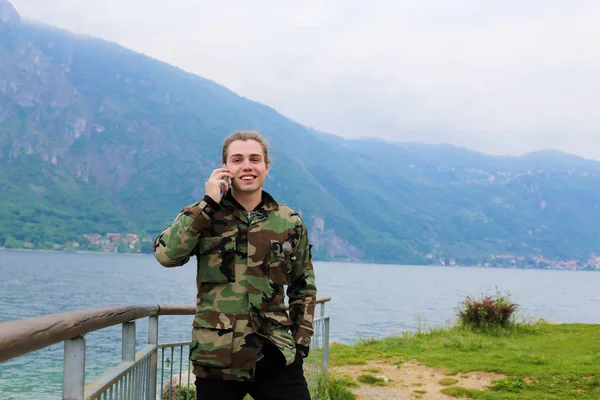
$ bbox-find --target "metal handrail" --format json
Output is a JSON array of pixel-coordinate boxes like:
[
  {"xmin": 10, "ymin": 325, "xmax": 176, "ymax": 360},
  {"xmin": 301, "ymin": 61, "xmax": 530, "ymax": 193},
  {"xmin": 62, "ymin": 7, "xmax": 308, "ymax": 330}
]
[
  {"xmin": 0, "ymin": 297, "xmax": 332, "ymax": 364},
  {"xmin": 84, "ymin": 344, "xmax": 156, "ymax": 395}
]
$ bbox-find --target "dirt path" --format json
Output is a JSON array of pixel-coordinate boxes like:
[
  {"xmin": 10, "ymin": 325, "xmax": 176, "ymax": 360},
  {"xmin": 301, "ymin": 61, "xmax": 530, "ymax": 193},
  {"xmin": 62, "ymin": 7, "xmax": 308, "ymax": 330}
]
[{"xmin": 331, "ymin": 359, "xmax": 505, "ymax": 399}]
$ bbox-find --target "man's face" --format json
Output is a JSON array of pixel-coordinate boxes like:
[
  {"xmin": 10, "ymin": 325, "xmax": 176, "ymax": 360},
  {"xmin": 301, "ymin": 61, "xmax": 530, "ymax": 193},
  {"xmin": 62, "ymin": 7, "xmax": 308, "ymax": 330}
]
[{"xmin": 225, "ymin": 139, "xmax": 269, "ymax": 194}]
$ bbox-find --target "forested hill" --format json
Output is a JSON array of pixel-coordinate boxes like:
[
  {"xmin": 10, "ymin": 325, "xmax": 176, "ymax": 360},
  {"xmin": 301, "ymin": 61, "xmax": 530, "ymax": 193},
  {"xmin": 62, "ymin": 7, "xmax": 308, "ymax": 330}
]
[{"xmin": 2, "ymin": 0, "xmax": 600, "ymax": 269}]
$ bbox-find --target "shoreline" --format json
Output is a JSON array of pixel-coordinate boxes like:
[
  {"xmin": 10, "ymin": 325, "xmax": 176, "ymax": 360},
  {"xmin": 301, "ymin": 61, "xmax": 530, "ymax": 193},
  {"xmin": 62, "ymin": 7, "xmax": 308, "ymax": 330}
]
[
  {"xmin": 0, "ymin": 247, "xmax": 150, "ymax": 256},
  {"xmin": 1, "ymin": 247, "xmax": 599, "ymax": 271}
]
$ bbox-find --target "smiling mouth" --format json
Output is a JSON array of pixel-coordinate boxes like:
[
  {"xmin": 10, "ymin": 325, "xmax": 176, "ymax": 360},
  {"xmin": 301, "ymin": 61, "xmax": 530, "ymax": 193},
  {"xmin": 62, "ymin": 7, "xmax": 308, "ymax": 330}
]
[{"xmin": 239, "ymin": 175, "xmax": 256, "ymax": 183}]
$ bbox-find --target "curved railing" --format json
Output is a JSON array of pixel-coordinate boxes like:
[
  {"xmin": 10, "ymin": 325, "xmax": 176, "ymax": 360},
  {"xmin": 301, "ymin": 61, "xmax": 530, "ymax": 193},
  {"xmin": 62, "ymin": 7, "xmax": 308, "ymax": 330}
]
[
  {"xmin": 0, "ymin": 297, "xmax": 331, "ymax": 399},
  {"xmin": 0, "ymin": 304, "xmax": 193, "ymax": 363}
]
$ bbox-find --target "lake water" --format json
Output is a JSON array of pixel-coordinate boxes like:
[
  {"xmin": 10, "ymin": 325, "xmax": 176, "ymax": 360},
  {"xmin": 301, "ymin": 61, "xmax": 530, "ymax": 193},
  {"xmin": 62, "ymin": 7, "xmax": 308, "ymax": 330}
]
[{"xmin": 1, "ymin": 249, "xmax": 600, "ymax": 399}]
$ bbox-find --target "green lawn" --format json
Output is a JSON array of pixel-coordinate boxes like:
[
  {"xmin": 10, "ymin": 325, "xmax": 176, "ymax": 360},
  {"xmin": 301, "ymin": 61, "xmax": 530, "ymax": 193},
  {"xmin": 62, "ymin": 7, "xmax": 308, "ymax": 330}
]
[{"xmin": 328, "ymin": 322, "xmax": 600, "ymax": 399}]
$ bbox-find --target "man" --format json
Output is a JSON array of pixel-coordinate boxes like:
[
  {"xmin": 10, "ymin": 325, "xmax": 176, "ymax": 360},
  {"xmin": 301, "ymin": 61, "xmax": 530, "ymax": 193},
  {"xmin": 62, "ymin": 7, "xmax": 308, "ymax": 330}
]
[{"xmin": 154, "ymin": 131, "xmax": 317, "ymax": 400}]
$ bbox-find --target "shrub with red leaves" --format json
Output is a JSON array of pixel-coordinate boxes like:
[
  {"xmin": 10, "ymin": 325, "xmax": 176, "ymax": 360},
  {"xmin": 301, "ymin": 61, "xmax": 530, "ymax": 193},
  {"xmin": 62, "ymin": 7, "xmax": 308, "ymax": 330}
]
[{"xmin": 456, "ymin": 291, "xmax": 518, "ymax": 329}]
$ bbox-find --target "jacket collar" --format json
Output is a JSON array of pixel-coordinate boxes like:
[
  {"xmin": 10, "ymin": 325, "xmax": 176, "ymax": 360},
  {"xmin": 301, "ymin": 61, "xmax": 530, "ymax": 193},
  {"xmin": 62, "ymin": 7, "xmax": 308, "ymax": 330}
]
[{"xmin": 221, "ymin": 190, "xmax": 279, "ymax": 213}]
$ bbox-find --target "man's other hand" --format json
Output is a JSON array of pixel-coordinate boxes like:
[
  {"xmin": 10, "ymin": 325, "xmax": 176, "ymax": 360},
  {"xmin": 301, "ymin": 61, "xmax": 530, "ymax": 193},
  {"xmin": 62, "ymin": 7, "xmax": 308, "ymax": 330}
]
[{"xmin": 296, "ymin": 344, "xmax": 309, "ymax": 358}]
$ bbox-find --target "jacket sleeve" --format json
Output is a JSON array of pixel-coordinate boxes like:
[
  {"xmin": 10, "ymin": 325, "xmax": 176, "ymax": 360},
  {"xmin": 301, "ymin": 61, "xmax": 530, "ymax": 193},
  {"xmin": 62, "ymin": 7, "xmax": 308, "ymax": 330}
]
[
  {"xmin": 287, "ymin": 220, "xmax": 317, "ymax": 348},
  {"xmin": 153, "ymin": 196, "xmax": 220, "ymax": 267}
]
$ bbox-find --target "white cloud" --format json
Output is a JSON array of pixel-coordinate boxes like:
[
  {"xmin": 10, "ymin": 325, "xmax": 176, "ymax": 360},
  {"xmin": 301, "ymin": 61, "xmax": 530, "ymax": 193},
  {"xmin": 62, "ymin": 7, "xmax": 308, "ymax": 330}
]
[{"xmin": 11, "ymin": 0, "xmax": 600, "ymax": 159}]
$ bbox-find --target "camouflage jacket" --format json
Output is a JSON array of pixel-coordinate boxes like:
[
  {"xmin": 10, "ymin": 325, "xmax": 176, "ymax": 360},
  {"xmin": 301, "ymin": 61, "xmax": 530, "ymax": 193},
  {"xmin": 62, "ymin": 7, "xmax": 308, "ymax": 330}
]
[{"xmin": 153, "ymin": 190, "xmax": 317, "ymax": 381}]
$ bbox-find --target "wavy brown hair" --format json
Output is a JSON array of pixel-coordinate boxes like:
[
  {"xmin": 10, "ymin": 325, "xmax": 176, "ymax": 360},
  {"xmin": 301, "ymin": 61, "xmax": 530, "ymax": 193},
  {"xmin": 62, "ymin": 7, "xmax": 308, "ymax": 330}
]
[{"xmin": 221, "ymin": 131, "xmax": 271, "ymax": 165}]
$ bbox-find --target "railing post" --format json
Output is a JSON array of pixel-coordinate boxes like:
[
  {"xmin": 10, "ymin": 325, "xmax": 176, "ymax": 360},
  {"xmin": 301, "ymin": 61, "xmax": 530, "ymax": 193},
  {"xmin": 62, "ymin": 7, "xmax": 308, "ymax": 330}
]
[
  {"xmin": 122, "ymin": 321, "xmax": 136, "ymax": 362},
  {"xmin": 148, "ymin": 316, "xmax": 159, "ymax": 400},
  {"xmin": 321, "ymin": 317, "xmax": 329, "ymax": 378},
  {"xmin": 63, "ymin": 336, "xmax": 86, "ymax": 400},
  {"xmin": 320, "ymin": 302, "xmax": 325, "ymax": 318},
  {"xmin": 148, "ymin": 316, "xmax": 159, "ymax": 345}
]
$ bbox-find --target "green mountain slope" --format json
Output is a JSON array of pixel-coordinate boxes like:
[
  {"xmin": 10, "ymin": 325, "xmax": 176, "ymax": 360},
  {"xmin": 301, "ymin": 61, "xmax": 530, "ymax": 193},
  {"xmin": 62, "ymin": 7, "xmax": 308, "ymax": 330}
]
[{"xmin": 1, "ymin": 1, "xmax": 600, "ymax": 268}]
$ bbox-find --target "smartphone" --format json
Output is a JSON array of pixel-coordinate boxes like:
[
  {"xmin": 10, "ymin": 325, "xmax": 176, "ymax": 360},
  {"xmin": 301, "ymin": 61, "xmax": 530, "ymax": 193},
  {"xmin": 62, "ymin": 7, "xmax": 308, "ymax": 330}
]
[{"xmin": 221, "ymin": 164, "xmax": 231, "ymax": 194}]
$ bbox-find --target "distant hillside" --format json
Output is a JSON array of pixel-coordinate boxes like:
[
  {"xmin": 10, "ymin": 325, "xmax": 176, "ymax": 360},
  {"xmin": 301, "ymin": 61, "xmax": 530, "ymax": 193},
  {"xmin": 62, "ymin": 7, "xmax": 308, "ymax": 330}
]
[{"xmin": 2, "ymin": 0, "xmax": 600, "ymax": 268}]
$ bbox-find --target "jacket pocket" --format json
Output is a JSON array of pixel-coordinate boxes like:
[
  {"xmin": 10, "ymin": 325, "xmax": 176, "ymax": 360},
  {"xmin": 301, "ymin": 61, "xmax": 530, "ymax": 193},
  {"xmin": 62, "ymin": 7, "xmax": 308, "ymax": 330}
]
[
  {"xmin": 197, "ymin": 236, "xmax": 236, "ymax": 283},
  {"xmin": 269, "ymin": 240, "xmax": 292, "ymax": 285},
  {"xmin": 264, "ymin": 310, "xmax": 293, "ymax": 327},
  {"xmin": 190, "ymin": 312, "xmax": 237, "ymax": 368},
  {"xmin": 263, "ymin": 311, "xmax": 296, "ymax": 363}
]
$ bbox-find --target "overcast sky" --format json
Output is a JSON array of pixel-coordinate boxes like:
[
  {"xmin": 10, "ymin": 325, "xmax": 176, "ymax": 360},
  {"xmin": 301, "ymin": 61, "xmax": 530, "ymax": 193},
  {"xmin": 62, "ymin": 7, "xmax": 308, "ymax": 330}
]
[{"xmin": 10, "ymin": 0, "xmax": 600, "ymax": 160}]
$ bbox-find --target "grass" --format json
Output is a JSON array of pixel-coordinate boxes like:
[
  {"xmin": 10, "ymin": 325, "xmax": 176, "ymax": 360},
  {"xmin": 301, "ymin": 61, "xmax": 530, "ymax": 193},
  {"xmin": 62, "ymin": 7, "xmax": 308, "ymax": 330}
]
[
  {"xmin": 441, "ymin": 386, "xmax": 480, "ymax": 398},
  {"xmin": 328, "ymin": 321, "xmax": 600, "ymax": 399},
  {"xmin": 362, "ymin": 367, "xmax": 381, "ymax": 373},
  {"xmin": 357, "ymin": 373, "xmax": 387, "ymax": 386},
  {"xmin": 321, "ymin": 374, "xmax": 358, "ymax": 400},
  {"xmin": 439, "ymin": 378, "xmax": 459, "ymax": 386}
]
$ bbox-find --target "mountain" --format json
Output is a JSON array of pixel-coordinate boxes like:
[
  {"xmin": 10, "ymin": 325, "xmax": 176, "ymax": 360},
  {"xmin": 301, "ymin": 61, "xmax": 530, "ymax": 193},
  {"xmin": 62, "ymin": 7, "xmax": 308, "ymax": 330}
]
[{"xmin": 2, "ymin": 1, "xmax": 600, "ymax": 268}]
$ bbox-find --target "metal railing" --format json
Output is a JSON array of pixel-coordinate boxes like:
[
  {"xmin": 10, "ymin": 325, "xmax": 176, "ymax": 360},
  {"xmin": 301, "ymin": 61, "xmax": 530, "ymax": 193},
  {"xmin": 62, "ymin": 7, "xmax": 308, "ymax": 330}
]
[
  {"xmin": 157, "ymin": 343, "xmax": 193, "ymax": 400},
  {"xmin": 0, "ymin": 297, "xmax": 331, "ymax": 400},
  {"xmin": 305, "ymin": 303, "xmax": 331, "ymax": 398}
]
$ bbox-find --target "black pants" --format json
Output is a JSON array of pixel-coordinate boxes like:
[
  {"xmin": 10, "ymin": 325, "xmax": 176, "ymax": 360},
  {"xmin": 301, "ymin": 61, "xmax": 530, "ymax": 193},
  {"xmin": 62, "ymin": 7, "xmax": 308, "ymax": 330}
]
[{"xmin": 195, "ymin": 345, "xmax": 311, "ymax": 400}]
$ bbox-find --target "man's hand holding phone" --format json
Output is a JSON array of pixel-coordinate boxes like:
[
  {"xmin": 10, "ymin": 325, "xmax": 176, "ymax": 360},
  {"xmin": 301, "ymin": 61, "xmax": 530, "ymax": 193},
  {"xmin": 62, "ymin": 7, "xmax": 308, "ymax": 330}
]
[{"xmin": 205, "ymin": 167, "xmax": 233, "ymax": 203}]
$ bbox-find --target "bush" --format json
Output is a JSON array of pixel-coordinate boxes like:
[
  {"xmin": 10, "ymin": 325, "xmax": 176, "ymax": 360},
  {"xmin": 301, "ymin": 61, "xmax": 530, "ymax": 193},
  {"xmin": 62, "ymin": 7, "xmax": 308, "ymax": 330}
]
[
  {"xmin": 162, "ymin": 385, "xmax": 195, "ymax": 400},
  {"xmin": 456, "ymin": 289, "xmax": 518, "ymax": 330}
]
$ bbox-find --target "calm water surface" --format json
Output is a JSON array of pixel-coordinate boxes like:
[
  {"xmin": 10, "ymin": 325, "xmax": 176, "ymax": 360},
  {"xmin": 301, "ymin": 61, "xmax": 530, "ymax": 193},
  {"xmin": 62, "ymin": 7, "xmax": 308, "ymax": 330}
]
[{"xmin": 1, "ymin": 249, "xmax": 600, "ymax": 399}]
